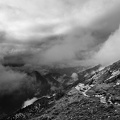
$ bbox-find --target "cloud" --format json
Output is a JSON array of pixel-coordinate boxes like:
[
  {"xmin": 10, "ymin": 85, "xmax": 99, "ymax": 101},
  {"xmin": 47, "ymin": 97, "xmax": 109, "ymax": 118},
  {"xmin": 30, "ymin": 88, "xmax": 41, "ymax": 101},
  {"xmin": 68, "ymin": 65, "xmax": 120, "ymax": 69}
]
[
  {"xmin": 0, "ymin": 0, "xmax": 120, "ymax": 67},
  {"xmin": 0, "ymin": 65, "xmax": 27, "ymax": 94},
  {"xmin": 33, "ymin": 31, "xmax": 96, "ymax": 65},
  {"xmin": 94, "ymin": 26, "xmax": 120, "ymax": 66},
  {"xmin": 0, "ymin": 0, "xmax": 119, "ymax": 40}
]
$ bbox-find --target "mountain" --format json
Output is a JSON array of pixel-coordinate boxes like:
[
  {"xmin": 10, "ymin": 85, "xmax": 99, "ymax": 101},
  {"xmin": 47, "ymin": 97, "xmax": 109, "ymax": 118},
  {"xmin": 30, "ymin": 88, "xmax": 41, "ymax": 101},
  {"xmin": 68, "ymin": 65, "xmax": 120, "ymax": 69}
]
[
  {"xmin": 3, "ymin": 60, "xmax": 120, "ymax": 120},
  {"xmin": 0, "ymin": 63, "xmax": 84, "ymax": 120}
]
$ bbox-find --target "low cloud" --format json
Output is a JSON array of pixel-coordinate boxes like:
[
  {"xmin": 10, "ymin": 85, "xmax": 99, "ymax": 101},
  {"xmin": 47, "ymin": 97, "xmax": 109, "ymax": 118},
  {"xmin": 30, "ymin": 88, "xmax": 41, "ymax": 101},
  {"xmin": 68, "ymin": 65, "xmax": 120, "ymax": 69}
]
[
  {"xmin": 0, "ymin": 65, "xmax": 27, "ymax": 94},
  {"xmin": 94, "ymin": 26, "xmax": 120, "ymax": 66}
]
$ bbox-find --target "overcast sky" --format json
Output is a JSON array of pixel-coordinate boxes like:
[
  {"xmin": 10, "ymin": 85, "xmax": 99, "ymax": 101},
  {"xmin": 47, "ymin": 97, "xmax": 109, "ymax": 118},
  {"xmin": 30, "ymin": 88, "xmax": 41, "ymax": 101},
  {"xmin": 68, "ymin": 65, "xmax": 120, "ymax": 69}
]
[{"xmin": 0, "ymin": 0, "xmax": 120, "ymax": 66}]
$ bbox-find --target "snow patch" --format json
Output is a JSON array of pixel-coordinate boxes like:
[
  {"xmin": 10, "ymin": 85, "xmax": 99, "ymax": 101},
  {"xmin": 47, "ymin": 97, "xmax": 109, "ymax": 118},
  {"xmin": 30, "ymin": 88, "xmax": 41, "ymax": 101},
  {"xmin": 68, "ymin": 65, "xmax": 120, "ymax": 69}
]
[
  {"xmin": 95, "ymin": 95, "xmax": 106, "ymax": 104},
  {"xmin": 108, "ymin": 70, "xmax": 120, "ymax": 79},
  {"xmin": 98, "ymin": 67, "xmax": 105, "ymax": 71},
  {"xmin": 22, "ymin": 97, "xmax": 38, "ymax": 108},
  {"xmin": 75, "ymin": 83, "xmax": 91, "ymax": 97},
  {"xmin": 112, "ymin": 70, "xmax": 120, "ymax": 76}
]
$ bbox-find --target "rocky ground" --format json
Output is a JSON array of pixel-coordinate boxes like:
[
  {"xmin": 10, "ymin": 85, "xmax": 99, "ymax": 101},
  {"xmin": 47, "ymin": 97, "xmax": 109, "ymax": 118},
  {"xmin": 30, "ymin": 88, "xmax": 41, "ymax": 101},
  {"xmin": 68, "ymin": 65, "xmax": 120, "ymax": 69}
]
[{"xmin": 2, "ymin": 60, "xmax": 120, "ymax": 120}]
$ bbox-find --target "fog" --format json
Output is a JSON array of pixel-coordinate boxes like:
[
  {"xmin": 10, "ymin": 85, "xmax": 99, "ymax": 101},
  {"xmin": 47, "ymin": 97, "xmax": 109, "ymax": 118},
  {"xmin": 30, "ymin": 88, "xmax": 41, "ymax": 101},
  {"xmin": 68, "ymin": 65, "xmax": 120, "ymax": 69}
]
[
  {"xmin": 0, "ymin": 65, "xmax": 27, "ymax": 94},
  {"xmin": 0, "ymin": 0, "xmax": 119, "ymax": 67},
  {"xmin": 94, "ymin": 26, "xmax": 120, "ymax": 66}
]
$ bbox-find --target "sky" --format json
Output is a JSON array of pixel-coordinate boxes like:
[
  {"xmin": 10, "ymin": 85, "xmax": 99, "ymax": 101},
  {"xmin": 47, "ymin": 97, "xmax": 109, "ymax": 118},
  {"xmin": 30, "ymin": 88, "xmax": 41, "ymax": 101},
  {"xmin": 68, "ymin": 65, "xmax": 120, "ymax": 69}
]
[{"xmin": 0, "ymin": 0, "xmax": 120, "ymax": 66}]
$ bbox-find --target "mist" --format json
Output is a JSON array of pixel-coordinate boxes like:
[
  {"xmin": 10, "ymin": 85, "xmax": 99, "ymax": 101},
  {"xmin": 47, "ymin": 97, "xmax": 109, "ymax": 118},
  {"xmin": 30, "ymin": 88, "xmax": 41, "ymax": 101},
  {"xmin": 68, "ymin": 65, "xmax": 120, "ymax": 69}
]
[
  {"xmin": 94, "ymin": 26, "xmax": 120, "ymax": 66},
  {"xmin": 0, "ymin": 0, "xmax": 120, "ymax": 67},
  {"xmin": 0, "ymin": 65, "xmax": 26, "ymax": 94}
]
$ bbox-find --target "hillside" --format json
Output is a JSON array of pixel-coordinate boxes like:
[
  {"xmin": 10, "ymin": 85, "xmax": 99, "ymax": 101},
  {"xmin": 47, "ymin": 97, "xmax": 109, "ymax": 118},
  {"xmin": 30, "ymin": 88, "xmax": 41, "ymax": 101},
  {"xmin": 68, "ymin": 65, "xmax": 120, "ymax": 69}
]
[{"xmin": 3, "ymin": 60, "xmax": 120, "ymax": 120}]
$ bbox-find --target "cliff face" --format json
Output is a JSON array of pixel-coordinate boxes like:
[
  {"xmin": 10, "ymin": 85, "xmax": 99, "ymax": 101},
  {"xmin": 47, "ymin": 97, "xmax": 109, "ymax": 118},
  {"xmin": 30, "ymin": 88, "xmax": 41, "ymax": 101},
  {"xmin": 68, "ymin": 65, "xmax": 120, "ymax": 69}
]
[{"xmin": 3, "ymin": 60, "xmax": 120, "ymax": 120}]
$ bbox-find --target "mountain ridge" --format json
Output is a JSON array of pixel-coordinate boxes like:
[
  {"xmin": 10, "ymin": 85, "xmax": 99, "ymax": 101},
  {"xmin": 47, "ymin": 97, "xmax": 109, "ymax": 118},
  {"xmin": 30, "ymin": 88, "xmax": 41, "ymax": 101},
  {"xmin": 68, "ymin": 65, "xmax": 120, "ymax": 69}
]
[{"xmin": 2, "ymin": 60, "xmax": 120, "ymax": 120}]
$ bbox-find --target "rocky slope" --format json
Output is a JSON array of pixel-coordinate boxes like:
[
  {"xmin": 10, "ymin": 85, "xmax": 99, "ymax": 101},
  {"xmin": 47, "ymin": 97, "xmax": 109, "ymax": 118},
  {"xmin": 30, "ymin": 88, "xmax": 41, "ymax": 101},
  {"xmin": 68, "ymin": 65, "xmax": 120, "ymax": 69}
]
[
  {"xmin": 2, "ymin": 60, "xmax": 120, "ymax": 120},
  {"xmin": 0, "ymin": 63, "xmax": 83, "ymax": 120}
]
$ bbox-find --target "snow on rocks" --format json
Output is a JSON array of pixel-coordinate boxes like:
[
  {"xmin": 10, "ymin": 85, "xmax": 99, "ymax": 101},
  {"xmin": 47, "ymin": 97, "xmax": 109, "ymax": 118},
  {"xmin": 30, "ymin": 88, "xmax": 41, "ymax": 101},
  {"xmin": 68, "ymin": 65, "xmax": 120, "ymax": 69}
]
[
  {"xmin": 75, "ymin": 83, "xmax": 91, "ymax": 97},
  {"xmin": 98, "ymin": 67, "xmax": 105, "ymax": 71},
  {"xmin": 95, "ymin": 95, "xmax": 106, "ymax": 104},
  {"xmin": 22, "ymin": 97, "xmax": 38, "ymax": 108},
  {"xmin": 108, "ymin": 70, "xmax": 120, "ymax": 80},
  {"xmin": 116, "ymin": 80, "xmax": 120, "ymax": 85},
  {"xmin": 105, "ymin": 70, "xmax": 120, "ymax": 83},
  {"xmin": 112, "ymin": 70, "xmax": 120, "ymax": 76}
]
